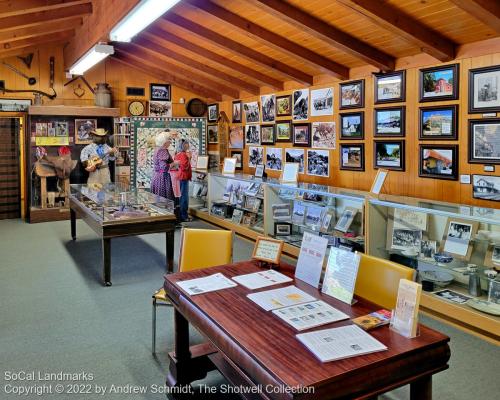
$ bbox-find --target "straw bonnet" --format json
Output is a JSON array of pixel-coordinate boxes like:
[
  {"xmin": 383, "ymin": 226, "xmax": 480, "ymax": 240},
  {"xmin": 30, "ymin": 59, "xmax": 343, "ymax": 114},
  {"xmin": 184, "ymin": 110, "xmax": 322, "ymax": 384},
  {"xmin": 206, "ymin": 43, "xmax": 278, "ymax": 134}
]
[
  {"xmin": 91, "ymin": 128, "xmax": 108, "ymax": 136},
  {"xmin": 155, "ymin": 131, "xmax": 172, "ymax": 147}
]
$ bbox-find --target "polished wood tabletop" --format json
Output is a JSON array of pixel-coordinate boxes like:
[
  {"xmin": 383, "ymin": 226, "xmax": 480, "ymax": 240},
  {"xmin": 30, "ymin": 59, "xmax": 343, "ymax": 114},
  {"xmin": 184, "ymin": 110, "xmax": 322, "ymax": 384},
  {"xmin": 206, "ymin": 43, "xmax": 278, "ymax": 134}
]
[{"xmin": 164, "ymin": 260, "xmax": 450, "ymax": 399}]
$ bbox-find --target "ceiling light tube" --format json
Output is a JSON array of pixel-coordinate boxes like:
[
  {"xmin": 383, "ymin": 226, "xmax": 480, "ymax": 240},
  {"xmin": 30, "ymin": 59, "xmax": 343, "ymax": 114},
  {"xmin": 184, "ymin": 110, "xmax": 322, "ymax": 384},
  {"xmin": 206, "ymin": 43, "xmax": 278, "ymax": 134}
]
[
  {"xmin": 69, "ymin": 44, "xmax": 114, "ymax": 75},
  {"xmin": 110, "ymin": 0, "xmax": 181, "ymax": 42}
]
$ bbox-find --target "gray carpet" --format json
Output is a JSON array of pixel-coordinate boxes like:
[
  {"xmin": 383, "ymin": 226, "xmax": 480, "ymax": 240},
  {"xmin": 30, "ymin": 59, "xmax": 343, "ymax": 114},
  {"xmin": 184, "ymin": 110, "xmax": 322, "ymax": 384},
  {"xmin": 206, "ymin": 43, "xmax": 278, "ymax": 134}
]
[{"xmin": 0, "ymin": 218, "xmax": 498, "ymax": 400}]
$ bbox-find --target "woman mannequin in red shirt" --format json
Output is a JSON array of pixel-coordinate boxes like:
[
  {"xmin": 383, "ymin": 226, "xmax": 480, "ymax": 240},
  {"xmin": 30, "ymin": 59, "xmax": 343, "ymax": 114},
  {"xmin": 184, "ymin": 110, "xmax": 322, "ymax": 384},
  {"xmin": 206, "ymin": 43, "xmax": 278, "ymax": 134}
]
[{"xmin": 174, "ymin": 140, "xmax": 193, "ymax": 222}]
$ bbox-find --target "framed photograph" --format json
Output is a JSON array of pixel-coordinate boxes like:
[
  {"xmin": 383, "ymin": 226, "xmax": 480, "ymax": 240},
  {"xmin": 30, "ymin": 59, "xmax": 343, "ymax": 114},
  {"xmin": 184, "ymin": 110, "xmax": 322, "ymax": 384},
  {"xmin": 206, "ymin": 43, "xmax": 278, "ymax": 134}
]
[
  {"xmin": 261, "ymin": 94, "xmax": 275, "ymax": 122},
  {"xmin": 419, "ymin": 64, "xmax": 459, "ymax": 102},
  {"xmin": 276, "ymin": 94, "xmax": 292, "ymax": 116},
  {"xmin": 229, "ymin": 125, "xmax": 244, "ymax": 149},
  {"xmin": 340, "ymin": 112, "xmax": 364, "ymax": 139},
  {"xmin": 469, "ymin": 65, "xmax": 500, "ymax": 113},
  {"xmin": 274, "ymin": 222, "xmax": 292, "ymax": 237},
  {"xmin": 266, "ymin": 147, "xmax": 283, "ymax": 171},
  {"xmin": 320, "ymin": 211, "xmax": 335, "ymax": 233},
  {"xmin": 307, "ymin": 149, "xmax": 329, "ymax": 177},
  {"xmin": 292, "ymin": 201, "xmax": 306, "ymax": 225},
  {"xmin": 149, "ymin": 100, "xmax": 172, "ymax": 117},
  {"xmin": 150, "ymin": 83, "xmax": 171, "ymax": 101},
  {"xmin": 0, "ymin": 98, "xmax": 31, "ymax": 112},
  {"xmin": 280, "ymin": 162, "xmax": 299, "ymax": 183},
  {"xmin": 468, "ymin": 119, "xmax": 500, "ymax": 164},
  {"xmin": 374, "ymin": 140, "xmax": 405, "ymax": 171},
  {"xmin": 245, "ymin": 124, "xmax": 261, "ymax": 145},
  {"xmin": 374, "ymin": 107, "xmax": 405, "ymax": 137},
  {"xmin": 293, "ymin": 123, "xmax": 311, "ymax": 146},
  {"xmin": 340, "ymin": 144, "xmax": 364, "ymax": 171},
  {"xmin": 484, "ymin": 244, "xmax": 500, "ymax": 269},
  {"xmin": 230, "ymin": 151, "xmax": 243, "ymax": 170},
  {"xmin": 244, "ymin": 196, "xmax": 259, "ymax": 211},
  {"xmin": 440, "ymin": 217, "xmax": 479, "ymax": 260},
  {"xmin": 55, "ymin": 121, "xmax": 69, "ymax": 137},
  {"xmin": 35, "ymin": 123, "xmax": 48, "ymax": 137},
  {"xmin": 248, "ymin": 146, "xmax": 264, "ymax": 168},
  {"xmin": 310, "ymin": 87, "xmax": 333, "ymax": 116},
  {"xmin": 232, "ymin": 209, "xmax": 244, "ymax": 224},
  {"xmin": 419, "ymin": 105, "xmax": 458, "ymax": 140},
  {"xmin": 420, "ymin": 240, "xmax": 437, "ymax": 259},
  {"xmin": 196, "ymin": 155, "xmax": 209, "ymax": 170},
  {"xmin": 272, "ymin": 203, "xmax": 291, "ymax": 220},
  {"xmin": 285, "ymin": 148, "xmax": 304, "ymax": 173},
  {"xmin": 276, "ymin": 121, "xmax": 292, "ymax": 142},
  {"xmin": 374, "ymin": 71, "xmax": 405, "ymax": 104},
  {"xmin": 207, "ymin": 103, "xmax": 218, "ymax": 122},
  {"xmin": 222, "ymin": 157, "xmax": 237, "ymax": 174},
  {"xmin": 207, "ymin": 125, "xmax": 218, "ymax": 143},
  {"xmin": 334, "ymin": 207, "xmax": 358, "ymax": 233},
  {"xmin": 419, "ymin": 145, "xmax": 458, "ymax": 180},
  {"xmin": 391, "ymin": 229, "xmax": 422, "ymax": 251},
  {"xmin": 339, "ymin": 80, "xmax": 364, "ymax": 109},
  {"xmin": 260, "ymin": 125, "xmax": 275, "ymax": 144},
  {"xmin": 232, "ymin": 100, "xmax": 242, "ymax": 123},
  {"xmin": 472, "ymin": 174, "xmax": 500, "ymax": 201},
  {"xmin": 252, "ymin": 236, "xmax": 284, "ymax": 265},
  {"xmin": 305, "ymin": 205, "xmax": 324, "ymax": 230},
  {"xmin": 434, "ymin": 289, "xmax": 472, "ymax": 305},
  {"xmin": 243, "ymin": 101, "xmax": 260, "ymax": 123},
  {"xmin": 293, "ymin": 88, "xmax": 309, "ymax": 120},
  {"xmin": 75, "ymin": 119, "xmax": 97, "ymax": 144},
  {"xmin": 311, "ymin": 121, "xmax": 336, "ymax": 149},
  {"xmin": 254, "ymin": 164, "xmax": 265, "ymax": 178}
]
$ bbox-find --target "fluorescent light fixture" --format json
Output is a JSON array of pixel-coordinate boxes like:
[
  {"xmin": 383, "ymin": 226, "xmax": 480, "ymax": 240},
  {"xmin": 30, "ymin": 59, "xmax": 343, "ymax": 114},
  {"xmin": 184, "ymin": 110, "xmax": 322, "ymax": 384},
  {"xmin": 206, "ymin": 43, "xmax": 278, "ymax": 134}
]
[
  {"xmin": 69, "ymin": 44, "xmax": 114, "ymax": 75},
  {"xmin": 110, "ymin": 0, "xmax": 181, "ymax": 42}
]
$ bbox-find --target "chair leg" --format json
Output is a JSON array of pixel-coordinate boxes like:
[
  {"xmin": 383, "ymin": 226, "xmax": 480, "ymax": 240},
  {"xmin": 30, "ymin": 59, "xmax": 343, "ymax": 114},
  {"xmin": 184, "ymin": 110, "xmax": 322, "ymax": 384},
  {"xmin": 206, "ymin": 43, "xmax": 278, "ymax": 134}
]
[{"xmin": 152, "ymin": 299, "xmax": 157, "ymax": 355}]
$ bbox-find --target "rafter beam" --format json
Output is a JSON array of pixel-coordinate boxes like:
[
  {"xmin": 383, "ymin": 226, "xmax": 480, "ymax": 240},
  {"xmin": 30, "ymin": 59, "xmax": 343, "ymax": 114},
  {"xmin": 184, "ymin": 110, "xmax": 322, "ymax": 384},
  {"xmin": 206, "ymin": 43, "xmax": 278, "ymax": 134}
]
[
  {"xmin": 149, "ymin": 24, "xmax": 283, "ymax": 90},
  {"xmin": 336, "ymin": 0, "xmax": 455, "ymax": 62},
  {"xmin": 184, "ymin": 0, "xmax": 348, "ymax": 79},
  {"xmin": 449, "ymin": 0, "xmax": 500, "ymax": 34},
  {"xmin": 1, "ymin": 30, "xmax": 74, "ymax": 52},
  {"xmin": 114, "ymin": 43, "xmax": 239, "ymax": 98},
  {"xmin": 0, "ymin": 17, "xmax": 82, "ymax": 44},
  {"xmin": 164, "ymin": 13, "xmax": 314, "ymax": 85},
  {"xmin": 112, "ymin": 50, "xmax": 222, "ymax": 101},
  {"xmin": 0, "ymin": 45, "xmax": 41, "ymax": 60},
  {"xmin": 0, "ymin": 0, "xmax": 91, "ymax": 18},
  {"xmin": 248, "ymin": 0, "xmax": 394, "ymax": 71}
]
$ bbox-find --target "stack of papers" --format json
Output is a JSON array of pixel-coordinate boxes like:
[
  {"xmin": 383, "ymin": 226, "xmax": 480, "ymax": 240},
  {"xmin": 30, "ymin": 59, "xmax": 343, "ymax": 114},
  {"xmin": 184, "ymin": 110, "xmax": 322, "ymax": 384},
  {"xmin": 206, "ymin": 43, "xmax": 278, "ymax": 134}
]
[
  {"xmin": 176, "ymin": 273, "xmax": 237, "ymax": 296},
  {"xmin": 247, "ymin": 285, "xmax": 316, "ymax": 311},
  {"xmin": 232, "ymin": 270, "xmax": 292, "ymax": 290}
]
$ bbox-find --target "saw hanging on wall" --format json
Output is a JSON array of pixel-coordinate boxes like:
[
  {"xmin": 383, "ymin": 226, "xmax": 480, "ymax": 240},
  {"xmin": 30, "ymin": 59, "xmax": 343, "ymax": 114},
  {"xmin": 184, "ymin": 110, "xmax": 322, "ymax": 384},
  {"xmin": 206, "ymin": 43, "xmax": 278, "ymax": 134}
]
[{"xmin": 2, "ymin": 61, "xmax": 37, "ymax": 85}]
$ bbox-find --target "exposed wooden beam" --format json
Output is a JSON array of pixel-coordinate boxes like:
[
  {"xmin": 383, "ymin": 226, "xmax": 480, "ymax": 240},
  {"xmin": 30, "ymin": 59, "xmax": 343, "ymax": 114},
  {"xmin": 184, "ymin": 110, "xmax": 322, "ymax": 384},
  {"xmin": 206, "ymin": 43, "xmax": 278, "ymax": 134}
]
[
  {"xmin": 114, "ymin": 43, "xmax": 239, "ymax": 98},
  {"xmin": 0, "ymin": 0, "xmax": 91, "ymax": 18},
  {"xmin": 248, "ymin": 0, "xmax": 394, "ymax": 71},
  {"xmin": 449, "ymin": 0, "xmax": 500, "ymax": 34},
  {"xmin": 0, "ymin": 45, "xmax": 41, "ymax": 60},
  {"xmin": 148, "ymin": 25, "xmax": 283, "ymax": 90},
  {"xmin": 184, "ymin": 0, "xmax": 348, "ymax": 79},
  {"xmin": 112, "ymin": 50, "xmax": 222, "ymax": 101},
  {"xmin": 164, "ymin": 13, "xmax": 314, "ymax": 85},
  {"xmin": 137, "ymin": 34, "xmax": 260, "ymax": 95},
  {"xmin": 0, "ymin": 17, "xmax": 82, "ymax": 44},
  {"xmin": 1, "ymin": 30, "xmax": 74, "ymax": 52},
  {"xmin": 336, "ymin": 0, "xmax": 455, "ymax": 62}
]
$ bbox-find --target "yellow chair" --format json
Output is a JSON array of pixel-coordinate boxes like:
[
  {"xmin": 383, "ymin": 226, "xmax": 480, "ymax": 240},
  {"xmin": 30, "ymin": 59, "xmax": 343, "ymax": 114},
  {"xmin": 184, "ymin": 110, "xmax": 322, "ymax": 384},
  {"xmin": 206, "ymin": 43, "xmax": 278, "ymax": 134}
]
[
  {"xmin": 152, "ymin": 228, "xmax": 233, "ymax": 354},
  {"xmin": 354, "ymin": 253, "xmax": 416, "ymax": 310}
]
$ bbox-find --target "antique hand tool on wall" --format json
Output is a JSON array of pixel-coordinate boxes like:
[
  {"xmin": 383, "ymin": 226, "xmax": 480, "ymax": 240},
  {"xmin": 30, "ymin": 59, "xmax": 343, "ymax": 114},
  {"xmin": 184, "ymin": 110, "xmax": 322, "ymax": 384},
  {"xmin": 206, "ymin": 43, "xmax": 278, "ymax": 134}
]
[{"xmin": 2, "ymin": 61, "xmax": 37, "ymax": 85}]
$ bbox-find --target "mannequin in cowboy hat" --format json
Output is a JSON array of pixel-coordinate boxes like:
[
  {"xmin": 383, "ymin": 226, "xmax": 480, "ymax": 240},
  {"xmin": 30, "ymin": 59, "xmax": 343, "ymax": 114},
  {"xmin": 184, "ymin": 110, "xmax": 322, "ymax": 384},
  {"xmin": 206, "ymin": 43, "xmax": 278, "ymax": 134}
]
[{"xmin": 80, "ymin": 128, "xmax": 118, "ymax": 185}]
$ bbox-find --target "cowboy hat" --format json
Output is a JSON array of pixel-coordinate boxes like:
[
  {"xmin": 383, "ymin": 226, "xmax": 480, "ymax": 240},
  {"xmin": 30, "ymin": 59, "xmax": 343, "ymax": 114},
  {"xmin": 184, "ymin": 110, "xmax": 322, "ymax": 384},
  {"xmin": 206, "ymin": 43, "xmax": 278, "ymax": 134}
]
[{"xmin": 91, "ymin": 128, "xmax": 108, "ymax": 136}]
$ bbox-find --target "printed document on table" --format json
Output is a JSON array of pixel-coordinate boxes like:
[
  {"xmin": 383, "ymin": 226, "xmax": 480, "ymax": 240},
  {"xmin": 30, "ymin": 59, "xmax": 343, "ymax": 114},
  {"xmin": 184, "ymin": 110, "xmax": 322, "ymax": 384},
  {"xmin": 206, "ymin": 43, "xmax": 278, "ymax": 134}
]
[
  {"xmin": 296, "ymin": 325, "xmax": 387, "ymax": 363},
  {"xmin": 232, "ymin": 270, "xmax": 292, "ymax": 290},
  {"xmin": 247, "ymin": 285, "xmax": 316, "ymax": 311},
  {"xmin": 176, "ymin": 273, "xmax": 237, "ymax": 296},
  {"xmin": 272, "ymin": 300, "xmax": 349, "ymax": 331}
]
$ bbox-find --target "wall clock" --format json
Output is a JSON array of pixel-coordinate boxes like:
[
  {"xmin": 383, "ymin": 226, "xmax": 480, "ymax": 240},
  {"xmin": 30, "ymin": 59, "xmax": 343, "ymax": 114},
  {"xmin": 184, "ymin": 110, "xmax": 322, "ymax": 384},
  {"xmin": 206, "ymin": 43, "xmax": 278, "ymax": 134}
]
[{"xmin": 128, "ymin": 100, "xmax": 146, "ymax": 116}]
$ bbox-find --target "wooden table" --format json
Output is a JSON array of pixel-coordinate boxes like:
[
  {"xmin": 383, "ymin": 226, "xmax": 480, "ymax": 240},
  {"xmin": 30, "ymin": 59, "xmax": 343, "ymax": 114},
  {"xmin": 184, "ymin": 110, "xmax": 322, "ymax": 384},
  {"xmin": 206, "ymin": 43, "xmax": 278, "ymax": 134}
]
[{"xmin": 163, "ymin": 261, "xmax": 450, "ymax": 399}]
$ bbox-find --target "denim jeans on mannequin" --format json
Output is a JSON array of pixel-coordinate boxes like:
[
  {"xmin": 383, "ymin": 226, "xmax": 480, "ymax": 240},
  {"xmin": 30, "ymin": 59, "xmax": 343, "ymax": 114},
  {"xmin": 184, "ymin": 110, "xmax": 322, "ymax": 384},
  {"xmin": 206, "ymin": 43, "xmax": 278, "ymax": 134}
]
[{"xmin": 180, "ymin": 180, "xmax": 189, "ymax": 221}]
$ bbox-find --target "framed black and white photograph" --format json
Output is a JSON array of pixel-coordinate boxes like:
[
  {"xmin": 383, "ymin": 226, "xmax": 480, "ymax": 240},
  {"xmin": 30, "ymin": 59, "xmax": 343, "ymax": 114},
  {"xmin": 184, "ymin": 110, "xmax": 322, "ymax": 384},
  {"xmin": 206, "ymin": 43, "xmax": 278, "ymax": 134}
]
[
  {"xmin": 276, "ymin": 121, "xmax": 292, "ymax": 142},
  {"xmin": 207, "ymin": 103, "xmax": 218, "ymax": 122},
  {"xmin": 0, "ymin": 98, "xmax": 31, "ymax": 112},
  {"xmin": 261, "ymin": 94, "xmax": 276, "ymax": 122},
  {"xmin": 75, "ymin": 119, "xmax": 97, "ymax": 144},
  {"xmin": 374, "ymin": 107, "xmax": 405, "ymax": 137},
  {"xmin": 293, "ymin": 123, "xmax": 311, "ymax": 146},
  {"xmin": 260, "ymin": 125, "xmax": 275, "ymax": 145},
  {"xmin": 419, "ymin": 105, "xmax": 458, "ymax": 140},
  {"xmin": 434, "ymin": 290, "xmax": 472, "ymax": 305},
  {"xmin": 391, "ymin": 229, "xmax": 422, "ymax": 251},
  {"xmin": 293, "ymin": 88, "xmax": 309, "ymax": 120},
  {"xmin": 468, "ymin": 119, "xmax": 500, "ymax": 164},
  {"xmin": 310, "ymin": 87, "xmax": 333, "ymax": 116},
  {"xmin": 374, "ymin": 140, "xmax": 405, "ymax": 171},
  {"xmin": 334, "ymin": 207, "xmax": 358, "ymax": 233},
  {"xmin": 272, "ymin": 203, "xmax": 291, "ymax": 220},
  {"xmin": 484, "ymin": 244, "xmax": 500, "ymax": 269},
  {"xmin": 245, "ymin": 124, "xmax": 261, "ymax": 145},
  {"xmin": 208, "ymin": 125, "xmax": 218, "ymax": 144},
  {"xmin": 473, "ymin": 175, "xmax": 500, "ymax": 201},
  {"xmin": 419, "ymin": 145, "xmax": 458, "ymax": 180},
  {"xmin": 340, "ymin": 112, "xmax": 364, "ymax": 140},
  {"xmin": 340, "ymin": 144, "xmax": 364, "ymax": 171},
  {"xmin": 232, "ymin": 100, "xmax": 242, "ymax": 123},
  {"xmin": 285, "ymin": 148, "xmax": 305, "ymax": 173},
  {"xmin": 150, "ymin": 83, "xmax": 171, "ymax": 101},
  {"xmin": 419, "ymin": 64, "xmax": 459, "ymax": 102},
  {"xmin": 149, "ymin": 101, "xmax": 172, "ymax": 117},
  {"xmin": 248, "ymin": 146, "xmax": 264, "ymax": 168},
  {"xmin": 420, "ymin": 240, "xmax": 437, "ymax": 259},
  {"xmin": 307, "ymin": 149, "xmax": 329, "ymax": 177},
  {"xmin": 265, "ymin": 147, "xmax": 283, "ymax": 171},
  {"xmin": 339, "ymin": 80, "xmax": 364, "ymax": 109},
  {"xmin": 469, "ymin": 65, "xmax": 500, "ymax": 113},
  {"xmin": 274, "ymin": 222, "xmax": 292, "ymax": 237},
  {"xmin": 441, "ymin": 217, "xmax": 478, "ymax": 260},
  {"xmin": 374, "ymin": 71, "xmax": 405, "ymax": 104},
  {"xmin": 231, "ymin": 150, "xmax": 243, "ymax": 170},
  {"xmin": 243, "ymin": 101, "xmax": 260, "ymax": 123},
  {"xmin": 276, "ymin": 95, "xmax": 291, "ymax": 117},
  {"xmin": 232, "ymin": 209, "xmax": 244, "ymax": 224},
  {"xmin": 311, "ymin": 122, "xmax": 336, "ymax": 149}
]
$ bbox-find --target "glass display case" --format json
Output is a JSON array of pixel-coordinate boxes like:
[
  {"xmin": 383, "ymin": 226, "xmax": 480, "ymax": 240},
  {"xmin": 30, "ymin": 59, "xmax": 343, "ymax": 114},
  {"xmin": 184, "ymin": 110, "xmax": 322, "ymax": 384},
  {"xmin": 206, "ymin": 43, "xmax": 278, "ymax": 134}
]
[{"xmin": 189, "ymin": 170, "xmax": 209, "ymax": 212}]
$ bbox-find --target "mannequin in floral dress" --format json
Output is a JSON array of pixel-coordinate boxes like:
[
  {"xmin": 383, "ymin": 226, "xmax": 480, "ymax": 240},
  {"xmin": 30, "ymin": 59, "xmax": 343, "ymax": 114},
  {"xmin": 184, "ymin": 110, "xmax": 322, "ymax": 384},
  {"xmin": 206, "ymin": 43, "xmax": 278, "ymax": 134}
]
[{"xmin": 150, "ymin": 131, "xmax": 177, "ymax": 201}]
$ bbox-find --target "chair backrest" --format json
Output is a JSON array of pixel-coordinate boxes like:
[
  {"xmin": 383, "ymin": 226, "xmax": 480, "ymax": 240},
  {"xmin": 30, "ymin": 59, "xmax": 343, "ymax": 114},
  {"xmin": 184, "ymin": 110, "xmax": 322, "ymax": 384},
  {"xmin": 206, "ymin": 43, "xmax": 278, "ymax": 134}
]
[
  {"xmin": 354, "ymin": 253, "xmax": 415, "ymax": 310},
  {"xmin": 179, "ymin": 228, "xmax": 233, "ymax": 272}
]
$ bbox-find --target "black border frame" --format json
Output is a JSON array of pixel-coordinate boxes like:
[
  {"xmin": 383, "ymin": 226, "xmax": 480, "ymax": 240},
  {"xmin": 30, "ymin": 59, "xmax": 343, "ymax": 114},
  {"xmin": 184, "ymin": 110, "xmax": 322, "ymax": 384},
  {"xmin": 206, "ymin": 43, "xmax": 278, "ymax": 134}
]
[
  {"xmin": 292, "ymin": 123, "xmax": 311, "ymax": 147},
  {"xmin": 340, "ymin": 143, "xmax": 365, "ymax": 171},
  {"xmin": 419, "ymin": 105, "xmax": 458, "ymax": 140},
  {"xmin": 276, "ymin": 94, "xmax": 292, "ymax": 117},
  {"xmin": 340, "ymin": 111, "xmax": 364, "ymax": 140},
  {"xmin": 207, "ymin": 103, "xmax": 219, "ymax": 122},
  {"xmin": 468, "ymin": 65, "xmax": 500, "ymax": 113},
  {"xmin": 275, "ymin": 121, "xmax": 292, "ymax": 142},
  {"xmin": 374, "ymin": 140, "xmax": 405, "ymax": 171},
  {"xmin": 339, "ymin": 79, "xmax": 365, "ymax": 110},
  {"xmin": 260, "ymin": 124, "xmax": 276, "ymax": 144},
  {"xmin": 419, "ymin": 63, "xmax": 459, "ymax": 102},
  {"xmin": 468, "ymin": 118, "xmax": 500, "ymax": 164},
  {"xmin": 232, "ymin": 100, "xmax": 242, "ymax": 123},
  {"xmin": 150, "ymin": 83, "xmax": 171, "ymax": 101},
  {"xmin": 374, "ymin": 70, "xmax": 406, "ymax": 104},
  {"xmin": 374, "ymin": 106, "xmax": 406, "ymax": 137},
  {"xmin": 419, "ymin": 144, "xmax": 459, "ymax": 180}
]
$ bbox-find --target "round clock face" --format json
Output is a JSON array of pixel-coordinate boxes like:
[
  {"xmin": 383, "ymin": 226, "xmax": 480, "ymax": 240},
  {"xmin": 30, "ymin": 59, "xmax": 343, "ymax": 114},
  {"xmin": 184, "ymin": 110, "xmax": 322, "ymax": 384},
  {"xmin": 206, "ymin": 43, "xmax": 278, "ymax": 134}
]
[{"xmin": 129, "ymin": 101, "xmax": 145, "ymax": 116}]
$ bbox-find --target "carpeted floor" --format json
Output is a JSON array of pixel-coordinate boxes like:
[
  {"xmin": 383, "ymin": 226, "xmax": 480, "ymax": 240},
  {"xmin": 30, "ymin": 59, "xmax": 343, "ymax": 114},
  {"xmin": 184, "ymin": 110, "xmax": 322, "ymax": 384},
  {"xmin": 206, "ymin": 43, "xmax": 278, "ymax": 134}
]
[{"xmin": 0, "ymin": 218, "xmax": 498, "ymax": 399}]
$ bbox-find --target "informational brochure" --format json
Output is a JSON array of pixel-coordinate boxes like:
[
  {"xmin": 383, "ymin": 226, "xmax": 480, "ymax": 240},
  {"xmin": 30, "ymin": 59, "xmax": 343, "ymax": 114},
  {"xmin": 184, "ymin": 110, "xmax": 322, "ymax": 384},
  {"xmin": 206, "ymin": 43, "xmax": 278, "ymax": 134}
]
[
  {"xmin": 176, "ymin": 273, "xmax": 237, "ymax": 296},
  {"xmin": 272, "ymin": 300, "xmax": 349, "ymax": 331},
  {"xmin": 247, "ymin": 285, "xmax": 316, "ymax": 311},
  {"xmin": 295, "ymin": 232, "xmax": 329, "ymax": 288},
  {"xmin": 390, "ymin": 279, "xmax": 422, "ymax": 338},
  {"xmin": 322, "ymin": 247, "xmax": 360, "ymax": 304},
  {"xmin": 232, "ymin": 270, "xmax": 292, "ymax": 290},
  {"xmin": 296, "ymin": 325, "xmax": 387, "ymax": 363}
]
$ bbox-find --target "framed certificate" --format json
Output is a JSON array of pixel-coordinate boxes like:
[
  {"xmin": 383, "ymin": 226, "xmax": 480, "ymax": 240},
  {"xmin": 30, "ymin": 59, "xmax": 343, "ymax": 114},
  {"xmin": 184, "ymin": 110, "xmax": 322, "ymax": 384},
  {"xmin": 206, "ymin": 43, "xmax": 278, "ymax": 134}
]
[
  {"xmin": 196, "ymin": 155, "xmax": 209, "ymax": 170},
  {"xmin": 222, "ymin": 157, "xmax": 237, "ymax": 174},
  {"xmin": 252, "ymin": 236, "xmax": 284, "ymax": 265},
  {"xmin": 370, "ymin": 168, "xmax": 389, "ymax": 195}
]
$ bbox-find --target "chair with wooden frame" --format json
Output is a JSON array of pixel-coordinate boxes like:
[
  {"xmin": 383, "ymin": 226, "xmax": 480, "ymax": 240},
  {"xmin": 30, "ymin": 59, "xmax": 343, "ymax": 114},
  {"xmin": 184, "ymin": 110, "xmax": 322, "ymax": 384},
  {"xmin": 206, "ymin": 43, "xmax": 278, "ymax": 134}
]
[{"xmin": 152, "ymin": 228, "xmax": 234, "ymax": 354}]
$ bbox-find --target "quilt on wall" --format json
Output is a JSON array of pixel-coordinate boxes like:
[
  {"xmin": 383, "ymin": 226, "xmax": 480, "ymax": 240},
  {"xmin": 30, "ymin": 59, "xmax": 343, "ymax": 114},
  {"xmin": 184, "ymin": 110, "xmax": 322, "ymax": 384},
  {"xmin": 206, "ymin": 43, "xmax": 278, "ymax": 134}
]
[{"xmin": 131, "ymin": 117, "xmax": 207, "ymax": 188}]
